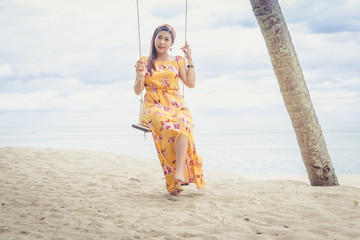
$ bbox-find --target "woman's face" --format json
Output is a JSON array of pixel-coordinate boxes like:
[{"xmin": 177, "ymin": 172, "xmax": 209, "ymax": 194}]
[{"xmin": 155, "ymin": 30, "xmax": 173, "ymax": 54}]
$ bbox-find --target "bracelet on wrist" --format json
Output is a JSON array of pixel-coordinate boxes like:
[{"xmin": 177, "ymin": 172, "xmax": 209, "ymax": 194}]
[{"xmin": 187, "ymin": 64, "xmax": 194, "ymax": 68}]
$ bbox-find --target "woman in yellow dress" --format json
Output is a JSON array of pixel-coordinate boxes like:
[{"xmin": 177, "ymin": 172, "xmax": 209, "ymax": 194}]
[{"xmin": 134, "ymin": 24, "xmax": 205, "ymax": 196}]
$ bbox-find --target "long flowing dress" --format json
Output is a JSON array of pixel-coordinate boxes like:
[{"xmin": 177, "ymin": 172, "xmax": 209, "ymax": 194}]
[{"xmin": 139, "ymin": 55, "xmax": 206, "ymax": 193}]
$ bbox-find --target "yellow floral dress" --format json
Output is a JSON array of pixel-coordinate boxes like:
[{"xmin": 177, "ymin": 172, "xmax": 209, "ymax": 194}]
[{"xmin": 139, "ymin": 55, "xmax": 206, "ymax": 193}]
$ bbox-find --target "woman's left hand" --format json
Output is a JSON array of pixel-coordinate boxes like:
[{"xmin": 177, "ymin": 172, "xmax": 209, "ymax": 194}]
[{"xmin": 181, "ymin": 41, "xmax": 192, "ymax": 60}]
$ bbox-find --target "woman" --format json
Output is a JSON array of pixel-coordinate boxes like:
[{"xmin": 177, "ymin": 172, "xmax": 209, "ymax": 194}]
[{"xmin": 134, "ymin": 24, "xmax": 205, "ymax": 196}]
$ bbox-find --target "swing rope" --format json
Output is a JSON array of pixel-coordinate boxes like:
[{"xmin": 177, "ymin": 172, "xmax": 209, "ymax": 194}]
[
  {"xmin": 133, "ymin": 0, "xmax": 188, "ymax": 133},
  {"xmin": 132, "ymin": 0, "xmax": 151, "ymax": 133},
  {"xmin": 182, "ymin": 0, "xmax": 188, "ymax": 98},
  {"xmin": 136, "ymin": 0, "xmax": 142, "ymax": 59},
  {"xmin": 136, "ymin": 0, "xmax": 146, "ymax": 127}
]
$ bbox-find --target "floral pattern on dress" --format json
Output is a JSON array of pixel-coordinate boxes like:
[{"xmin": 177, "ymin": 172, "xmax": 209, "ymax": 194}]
[{"xmin": 161, "ymin": 78, "xmax": 170, "ymax": 88}]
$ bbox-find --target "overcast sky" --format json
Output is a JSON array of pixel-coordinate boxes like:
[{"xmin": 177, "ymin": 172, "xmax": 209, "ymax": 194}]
[{"xmin": 0, "ymin": 0, "xmax": 359, "ymax": 130}]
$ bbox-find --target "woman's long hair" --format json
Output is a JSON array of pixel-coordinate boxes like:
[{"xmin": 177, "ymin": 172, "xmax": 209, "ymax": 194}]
[{"xmin": 147, "ymin": 25, "xmax": 175, "ymax": 75}]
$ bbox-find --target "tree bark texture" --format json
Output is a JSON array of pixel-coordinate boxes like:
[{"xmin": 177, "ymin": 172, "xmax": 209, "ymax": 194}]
[{"xmin": 250, "ymin": 0, "xmax": 339, "ymax": 186}]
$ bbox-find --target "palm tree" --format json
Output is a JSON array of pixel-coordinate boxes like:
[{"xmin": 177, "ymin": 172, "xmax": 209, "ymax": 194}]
[{"xmin": 250, "ymin": 0, "xmax": 339, "ymax": 186}]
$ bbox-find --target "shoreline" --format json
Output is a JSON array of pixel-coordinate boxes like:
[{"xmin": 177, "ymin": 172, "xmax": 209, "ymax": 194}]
[{"xmin": 1, "ymin": 147, "xmax": 359, "ymax": 239}]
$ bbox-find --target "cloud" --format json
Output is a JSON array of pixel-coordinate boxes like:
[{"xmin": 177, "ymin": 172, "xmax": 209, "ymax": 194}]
[
  {"xmin": 0, "ymin": 77, "xmax": 136, "ymax": 113},
  {"xmin": 0, "ymin": 90, "xmax": 57, "ymax": 111},
  {"xmin": 150, "ymin": 2, "xmax": 184, "ymax": 19},
  {"xmin": 1, "ymin": 0, "xmax": 138, "ymax": 84},
  {"xmin": 280, "ymin": 0, "xmax": 360, "ymax": 33},
  {"xmin": 0, "ymin": 64, "xmax": 14, "ymax": 77},
  {"xmin": 187, "ymin": 72, "xmax": 282, "ymax": 113}
]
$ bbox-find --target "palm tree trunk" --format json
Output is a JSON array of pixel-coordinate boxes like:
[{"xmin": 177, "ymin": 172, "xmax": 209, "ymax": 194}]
[{"xmin": 250, "ymin": 0, "xmax": 339, "ymax": 186}]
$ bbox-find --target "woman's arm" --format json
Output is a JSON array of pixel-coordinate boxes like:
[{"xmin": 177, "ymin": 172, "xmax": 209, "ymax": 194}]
[
  {"xmin": 134, "ymin": 60, "xmax": 146, "ymax": 95},
  {"xmin": 179, "ymin": 42, "xmax": 196, "ymax": 88}
]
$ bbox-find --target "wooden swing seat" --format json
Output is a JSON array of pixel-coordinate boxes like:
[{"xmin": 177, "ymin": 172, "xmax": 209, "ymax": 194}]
[{"xmin": 132, "ymin": 123, "xmax": 151, "ymax": 133}]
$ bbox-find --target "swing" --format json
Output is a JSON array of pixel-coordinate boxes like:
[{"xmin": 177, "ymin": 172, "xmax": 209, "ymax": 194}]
[{"xmin": 132, "ymin": 0, "xmax": 188, "ymax": 133}]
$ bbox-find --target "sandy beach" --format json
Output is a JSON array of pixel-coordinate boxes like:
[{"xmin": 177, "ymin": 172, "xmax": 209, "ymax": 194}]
[{"xmin": 0, "ymin": 147, "xmax": 359, "ymax": 240}]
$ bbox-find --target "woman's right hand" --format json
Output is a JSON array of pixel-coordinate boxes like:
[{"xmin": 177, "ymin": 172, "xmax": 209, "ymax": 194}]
[{"xmin": 135, "ymin": 60, "xmax": 146, "ymax": 79}]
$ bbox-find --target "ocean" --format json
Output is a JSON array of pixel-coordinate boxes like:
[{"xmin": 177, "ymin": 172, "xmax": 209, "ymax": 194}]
[{"xmin": 1, "ymin": 123, "xmax": 359, "ymax": 175}]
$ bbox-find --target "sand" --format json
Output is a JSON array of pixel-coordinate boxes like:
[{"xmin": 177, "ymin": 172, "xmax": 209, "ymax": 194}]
[{"xmin": 0, "ymin": 147, "xmax": 359, "ymax": 240}]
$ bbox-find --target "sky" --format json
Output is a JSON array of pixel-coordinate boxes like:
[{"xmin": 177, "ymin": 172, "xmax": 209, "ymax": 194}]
[{"xmin": 0, "ymin": 0, "xmax": 359, "ymax": 130}]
